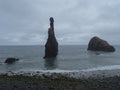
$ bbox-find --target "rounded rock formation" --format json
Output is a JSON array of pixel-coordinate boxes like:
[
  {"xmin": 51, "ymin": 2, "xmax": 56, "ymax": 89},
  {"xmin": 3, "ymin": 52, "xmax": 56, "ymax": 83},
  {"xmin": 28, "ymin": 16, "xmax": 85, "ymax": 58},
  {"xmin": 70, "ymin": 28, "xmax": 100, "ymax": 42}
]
[
  {"xmin": 87, "ymin": 36, "xmax": 115, "ymax": 52},
  {"xmin": 5, "ymin": 58, "xmax": 19, "ymax": 64}
]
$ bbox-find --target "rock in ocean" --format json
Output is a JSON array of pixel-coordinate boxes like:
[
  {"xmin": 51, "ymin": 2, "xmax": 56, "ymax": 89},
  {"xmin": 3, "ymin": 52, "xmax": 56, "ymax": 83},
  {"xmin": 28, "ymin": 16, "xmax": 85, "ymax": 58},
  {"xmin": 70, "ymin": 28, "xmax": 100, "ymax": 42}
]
[
  {"xmin": 5, "ymin": 57, "xmax": 19, "ymax": 64},
  {"xmin": 44, "ymin": 17, "xmax": 58, "ymax": 58},
  {"xmin": 87, "ymin": 36, "xmax": 115, "ymax": 52}
]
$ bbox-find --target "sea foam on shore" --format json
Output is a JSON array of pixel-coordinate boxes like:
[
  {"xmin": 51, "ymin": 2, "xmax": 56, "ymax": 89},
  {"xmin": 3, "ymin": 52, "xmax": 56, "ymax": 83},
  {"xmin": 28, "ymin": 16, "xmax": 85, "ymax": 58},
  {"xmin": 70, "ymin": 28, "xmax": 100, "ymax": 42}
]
[{"xmin": 1, "ymin": 65, "xmax": 120, "ymax": 79}]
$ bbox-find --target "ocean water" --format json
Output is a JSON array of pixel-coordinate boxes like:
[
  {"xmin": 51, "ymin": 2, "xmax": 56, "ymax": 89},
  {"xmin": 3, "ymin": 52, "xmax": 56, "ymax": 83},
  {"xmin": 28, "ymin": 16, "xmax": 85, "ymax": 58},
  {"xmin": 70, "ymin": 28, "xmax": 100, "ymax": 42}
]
[{"xmin": 0, "ymin": 45, "xmax": 120, "ymax": 73}]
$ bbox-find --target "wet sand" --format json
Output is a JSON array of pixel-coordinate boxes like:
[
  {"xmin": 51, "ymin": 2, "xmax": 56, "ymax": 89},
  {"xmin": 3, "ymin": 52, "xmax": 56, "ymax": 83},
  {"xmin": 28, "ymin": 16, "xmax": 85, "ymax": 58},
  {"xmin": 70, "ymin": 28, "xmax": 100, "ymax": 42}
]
[{"xmin": 0, "ymin": 70, "xmax": 120, "ymax": 90}]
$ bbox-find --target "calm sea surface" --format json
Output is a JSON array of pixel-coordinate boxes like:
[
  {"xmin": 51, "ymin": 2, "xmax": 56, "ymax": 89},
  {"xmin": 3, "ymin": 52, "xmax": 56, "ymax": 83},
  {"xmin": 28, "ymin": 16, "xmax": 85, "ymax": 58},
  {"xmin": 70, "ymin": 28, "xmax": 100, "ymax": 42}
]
[{"xmin": 0, "ymin": 45, "xmax": 120, "ymax": 72}]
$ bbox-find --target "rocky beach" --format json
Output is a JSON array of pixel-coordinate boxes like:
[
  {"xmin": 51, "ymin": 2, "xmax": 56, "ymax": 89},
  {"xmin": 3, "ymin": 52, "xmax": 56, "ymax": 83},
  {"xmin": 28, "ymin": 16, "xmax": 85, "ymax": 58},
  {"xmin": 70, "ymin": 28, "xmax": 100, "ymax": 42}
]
[{"xmin": 0, "ymin": 69, "xmax": 120, "ymax": 90}]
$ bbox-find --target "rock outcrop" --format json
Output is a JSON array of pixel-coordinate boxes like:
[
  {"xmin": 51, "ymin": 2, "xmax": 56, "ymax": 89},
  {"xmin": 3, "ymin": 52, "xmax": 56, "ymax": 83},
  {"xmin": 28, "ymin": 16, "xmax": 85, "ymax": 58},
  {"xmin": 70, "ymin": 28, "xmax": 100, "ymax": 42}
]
[
  {"xmin": 5, "ymin": 58, "xmax": 19, "ymax": 64},
  {"xmin": 44, "ymin": 17, "xmax": 58, "ymax": 58},
  {"xmin": 87, "ymin": 36, "xmax": 115, "ymax": 52}
]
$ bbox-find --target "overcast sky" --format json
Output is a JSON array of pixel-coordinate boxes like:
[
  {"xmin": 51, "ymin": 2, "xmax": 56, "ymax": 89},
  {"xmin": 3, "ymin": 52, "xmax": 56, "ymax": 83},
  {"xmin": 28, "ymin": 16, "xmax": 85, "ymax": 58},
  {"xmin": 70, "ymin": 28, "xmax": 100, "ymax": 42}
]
[{"xmin": 0, "ymin": 0, "xmax": 120, "ymax": 45}]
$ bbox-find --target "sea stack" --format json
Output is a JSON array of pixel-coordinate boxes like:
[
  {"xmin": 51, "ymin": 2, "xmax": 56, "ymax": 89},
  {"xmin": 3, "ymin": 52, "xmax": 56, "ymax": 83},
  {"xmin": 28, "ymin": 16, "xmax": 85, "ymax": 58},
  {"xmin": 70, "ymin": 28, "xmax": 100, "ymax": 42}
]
[
  {"xmin": 44, "ymin": 17, "xmax": 58, "ymax": 58},
  {"xmin": 87, "ymin": 36, "xmax": 115, "ymax": 52}
]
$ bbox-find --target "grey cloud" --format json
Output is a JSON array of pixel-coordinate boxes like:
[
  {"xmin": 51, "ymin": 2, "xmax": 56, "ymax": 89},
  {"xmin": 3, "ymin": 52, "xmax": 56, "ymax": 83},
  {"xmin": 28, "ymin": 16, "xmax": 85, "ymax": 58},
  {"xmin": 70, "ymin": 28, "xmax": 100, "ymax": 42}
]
[{"xmin": 0, "ymin": 0, "xmax": 120, "ymax": 45}]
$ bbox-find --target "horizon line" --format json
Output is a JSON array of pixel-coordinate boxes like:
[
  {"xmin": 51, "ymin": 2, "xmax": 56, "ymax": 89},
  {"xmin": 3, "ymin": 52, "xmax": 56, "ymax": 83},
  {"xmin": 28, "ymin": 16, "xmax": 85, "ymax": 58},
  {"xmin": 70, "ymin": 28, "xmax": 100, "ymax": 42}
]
[{"xmin": 0, "ymin": 44, "xmax": 119, "ymax": 46}]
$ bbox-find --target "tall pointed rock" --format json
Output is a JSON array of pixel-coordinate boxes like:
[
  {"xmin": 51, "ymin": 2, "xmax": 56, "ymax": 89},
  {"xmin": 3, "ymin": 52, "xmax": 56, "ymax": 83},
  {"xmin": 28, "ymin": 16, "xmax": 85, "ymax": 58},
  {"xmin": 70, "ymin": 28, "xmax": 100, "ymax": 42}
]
[{"xmin": 44, "ymin": 17, "xmax": 58, "ymax": 58}]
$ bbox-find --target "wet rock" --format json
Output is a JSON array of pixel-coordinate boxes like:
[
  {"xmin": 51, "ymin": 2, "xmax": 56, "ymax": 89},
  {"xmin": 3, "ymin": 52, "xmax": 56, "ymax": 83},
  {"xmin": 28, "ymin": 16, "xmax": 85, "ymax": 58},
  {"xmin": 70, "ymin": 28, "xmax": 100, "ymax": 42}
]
[
  {"xmin": 5, "ymin": 58, "xmax": 19, "ymax": 64},
  {"xmin": 87, "ymin": 36, "xmax": 115, "ymax": 52},
  {"xmin": 44, "ymin": 17, "xmax": 58, "ymax": 58}
]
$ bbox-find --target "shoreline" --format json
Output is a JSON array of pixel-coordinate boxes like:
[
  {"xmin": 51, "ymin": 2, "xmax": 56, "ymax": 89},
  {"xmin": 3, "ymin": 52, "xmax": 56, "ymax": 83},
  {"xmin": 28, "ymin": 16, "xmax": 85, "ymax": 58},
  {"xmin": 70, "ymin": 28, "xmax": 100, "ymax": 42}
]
[
  {"xmin": 0, "ymin": 69, "xmax": 120, "ymax": 90},
  {"xmin": 1, "ymin": 68, "xmax": 120, "ymax": 79}
]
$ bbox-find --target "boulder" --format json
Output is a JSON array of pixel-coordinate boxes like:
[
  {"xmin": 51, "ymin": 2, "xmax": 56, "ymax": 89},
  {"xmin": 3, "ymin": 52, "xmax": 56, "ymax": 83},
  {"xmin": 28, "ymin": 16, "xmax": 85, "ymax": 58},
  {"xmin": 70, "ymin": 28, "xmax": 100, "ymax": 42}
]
[
  {"xmin": 44, "ymin": 17, "xmax": 58, "ymax": 58},
  {"xmin": 5, "ymin": 58, "xmax": 19, "ymax": 64},
  {"xmin": 87, "ymin": 36, "xmax": 115, "ymax": 52}
]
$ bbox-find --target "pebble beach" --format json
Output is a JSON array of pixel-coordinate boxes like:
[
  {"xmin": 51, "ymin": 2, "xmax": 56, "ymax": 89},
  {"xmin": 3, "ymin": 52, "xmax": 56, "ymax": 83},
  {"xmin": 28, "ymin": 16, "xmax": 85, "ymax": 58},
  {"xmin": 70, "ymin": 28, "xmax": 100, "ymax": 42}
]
[{"xmin": 0, "ymin": 69, "xmax": 120, "ymax": 90}]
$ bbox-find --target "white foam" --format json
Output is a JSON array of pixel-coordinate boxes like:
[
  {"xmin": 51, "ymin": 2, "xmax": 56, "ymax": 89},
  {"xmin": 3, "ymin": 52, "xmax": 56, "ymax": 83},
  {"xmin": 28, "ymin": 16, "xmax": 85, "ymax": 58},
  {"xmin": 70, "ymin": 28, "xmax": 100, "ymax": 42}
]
[
  {"xmin": 82, "ymin": 65, "xmax": 120, "ymax": 72},
  {"xmin": 1, "ymin": 65, "xmax": 120, "ymax": 79},
  {"xmin": 18, "ymin": 69, "xmax": 79, "ymax": 73},
  {"xmin": 21, "ymin": 65, "xmax": 120, "ymax": 72}
]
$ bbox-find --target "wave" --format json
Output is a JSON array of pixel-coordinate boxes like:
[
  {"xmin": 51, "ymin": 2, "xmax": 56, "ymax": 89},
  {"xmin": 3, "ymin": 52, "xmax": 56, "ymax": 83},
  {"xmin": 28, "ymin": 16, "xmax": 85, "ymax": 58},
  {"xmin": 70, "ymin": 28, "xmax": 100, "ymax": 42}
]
[
  {"xmin": 82, "ymin": 65, "xmax": 120, "ymax": 71},
  {"xmin": 15, "ymin": 65, "xmax": 120, "ymax": 73}
]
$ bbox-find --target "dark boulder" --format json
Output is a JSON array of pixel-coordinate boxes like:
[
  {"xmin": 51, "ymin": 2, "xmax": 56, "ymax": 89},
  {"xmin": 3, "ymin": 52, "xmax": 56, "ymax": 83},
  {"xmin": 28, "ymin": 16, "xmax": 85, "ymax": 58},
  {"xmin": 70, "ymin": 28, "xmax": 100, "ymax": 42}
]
[
  {"xmin": 5, "ymin": 58, "xmax": 19, "ymax": 64},
  {"xmin": 87, "ymin": 36, "xmax": 115, "ymax": 52},
  {"xmin": 44, "ymin": 17, "xmax": 58, "ymax": 58}
]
